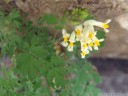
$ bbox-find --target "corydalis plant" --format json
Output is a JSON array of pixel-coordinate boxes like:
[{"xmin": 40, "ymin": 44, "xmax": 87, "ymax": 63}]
[{"xmin": 61, "ymin": 19, "xmax": 111, "ymax": 58}]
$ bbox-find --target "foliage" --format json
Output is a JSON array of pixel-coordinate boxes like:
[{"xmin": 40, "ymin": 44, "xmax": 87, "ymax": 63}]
[
  {"xmin": 66, "ymin": 7, "xmax": 93, "ymax": 25},
  {"xmin": 0, "ymin": 8, "xmax": 105, "ymax": 96}
]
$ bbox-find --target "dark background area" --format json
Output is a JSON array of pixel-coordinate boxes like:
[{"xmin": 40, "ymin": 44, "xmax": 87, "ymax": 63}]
[{"xmin": 89, "ymin": 58, "xmax": 128, "ymax": 93}]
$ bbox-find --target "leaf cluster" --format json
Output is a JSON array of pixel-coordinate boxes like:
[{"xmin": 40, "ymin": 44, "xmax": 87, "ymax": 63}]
[{"xmin": 0, "ymin": 9, "xmax": 102, "ymax": 96}]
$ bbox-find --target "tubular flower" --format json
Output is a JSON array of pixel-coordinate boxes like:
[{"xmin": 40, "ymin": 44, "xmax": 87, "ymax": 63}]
[
  {"xmin": 81, "ymin": 43, "xmax": 88, "ymax": 51},
  {"xmin": 83, "ymin": 19, "xmax": 111, "ymax": 33},
  {"xmin": 93, "ymin": 38, "xmax": 104, "ymax": 50},
  {"xmin": 67, "ymin": 31, "xmax": 76, "ymax": 51},
  {"xmin": 88, "ymin": 32, "xmax": 96, "ymax": 39},
  {"xmin": 80, "ymin": 37, "xmax": 91, "ymax": 51},
  {"xmin": 61, "ymin": 19, "xmax": 111, "ymax": 58},
  {"xmin": 61, "ymin": 29, "xmax": 70, "ymax": 47},
  {"xmin": 87, "ymin": 42, "xmax": 94, "ymax": 51},
  {"xmin": 81, "ymin": 49, "xmax": 89, "ymax": 58},
  {"xmin": 75, "ymin": 25, "xmax": 83, "ymax": 41}
]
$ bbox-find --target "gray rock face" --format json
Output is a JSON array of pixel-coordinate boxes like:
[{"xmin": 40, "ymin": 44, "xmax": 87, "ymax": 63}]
[{"xmin": 14, "ymin": 0, "xmax": 128, "ymax": 17}]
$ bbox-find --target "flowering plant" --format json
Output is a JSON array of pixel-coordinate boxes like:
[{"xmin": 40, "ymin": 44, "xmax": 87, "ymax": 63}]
[
  {"xmin": 0, "ymin": 8, "xmax": 111, "ymax": 96},
  {"xmin": 62, "ymin": 19, "xmax": 111, "ymax": 58}
]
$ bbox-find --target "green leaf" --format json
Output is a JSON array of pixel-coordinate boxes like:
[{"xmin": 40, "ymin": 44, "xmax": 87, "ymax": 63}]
[
  {"xmin": 47, "ymin": 67, "xmax": 67, "ymax": 88},
  {"xmin": 23, "ymin": 42, "xmax": 30, "ymax": 50},
  {"xmin": 37, "ymin": 17, "xmax": 44, "ymax": 25},
  {"xmin": 54, "ymin": 25, "xmax": 62, "ymax": 31},
  {"xmin": 60, "ymin": 16, "xmax": 67, "ymax": 26},
  {"xmin": 43, "ymin": 14, "xmax": 58, "ymax": 24},
  {"xmin": 51, "ymin": 55, "xmax": 64, "ymax": 66},
  {"xmin": 26, "ymin": 80, "xmax": 34, "ymax": 92},
  {"xmin": 60, "ymin": 90, "xmax": 68, "ymax": 96},
  {"xmin": 78, "ymin": 9, "xmax": 89, "ymax": 20},
  {"xmin": 35, "ymin": 87, "xmax": 50, "ymax": 96},
  {"xmin": 0, "ymin": 11, "xmax": 4, "ymax": 18},
  {"xmin": 86, "ymin": 85, "xmax": 101, "ymax": 96},
  {"xmin": 96, "ymin": 30, "xmax": 106, "ymax": 39},
  {"xmin": 85, "ymin": 15, "xmax": 93, "ymax": 20},
  {"xmin": 12, "ymin": 20, "xmax": 21, "ymax": 28},
  {"xmin": 99, "ymin": 41, "xmax": 105, "ymax": 48},
  {"xmin": 91, "ymin": 71, "xmax": 102, "ymax": 84},
  {"xmin": 31, "ymin": 36, "xmax": 42, "ymax": 46},
  {"xmin": 96, "ymin": 30, "xmax": 106, "ymax": 48},
  {"xmin": 15, "ymin": 53, "xmax": 41, "ymax": 80},
  {"xmin": 9, "ymin": 9, "xmax": 20, "ymax": 19},
  {"xmin": 30, "ymin": 46, "xmax": 49, "ymax": 59},
  {"xmin": 38, "ymin": 60, "xmax": 51, "ymax": 77}
]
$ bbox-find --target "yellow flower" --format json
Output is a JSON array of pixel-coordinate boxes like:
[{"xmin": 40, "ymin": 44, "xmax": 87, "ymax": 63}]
[
  {"xmin": 92, "ymin": 37, "xmax": 104, "ymax": 50},
  {"xmin": 81, "ymin": 50, "xmax": 89, "ymax": 58},
  {"xmin": 75, "ymin": 25, "xmax": 83, "ymax": 41},
  {"xmin": 103, "ymin": 19, "xmax": 111, "ymax": 32},
  {"xmin": 76, "ymin": 29, "xmax": 81, "ymax": 36},
  {"xmin": 82, "ymin": 44, "xmax": 87, "ymax": 48},
  {"xmin": 103, "ymin": 24, "xmax": 109, "ymax": 29},
  {"xmin": 86, "ymin": 31, "xmax": 103, "ymax": 51},
  {"xmin": 88, "ymin": 32, "xmax": 96, "ymax": 39},
  {"xmin": 94, "ymin": 40, "xmax": 100, "ymax": 46},
  {"xmin": 83, "ymin": 19, "xmax": 111, "ymax": 33},
  {"xmin": 67, "ymin": 31, "xmax": 76, "ymax": 51},
  {"xmin": 89, "ymin": 42, "xmax": 94, "ymax": 47},
  {"xmin": 81, "ymin": 42, "xmax": 88, "ymax": 52},
  {"xmin": 61, "ymin": 19, "xmax": 111, "ymax": 58},
  {"xmin": 61, "ymin": 29, "xmax": 70, "ymax": 47},
  {"xmin": 80, "ymin": 32, "xmax": 91, "ymax": 52}
]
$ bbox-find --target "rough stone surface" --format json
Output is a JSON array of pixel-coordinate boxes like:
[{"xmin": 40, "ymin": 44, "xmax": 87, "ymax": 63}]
[{"xmin": 13, "ymin": 0, "xmax": 128, "ymax": 21}]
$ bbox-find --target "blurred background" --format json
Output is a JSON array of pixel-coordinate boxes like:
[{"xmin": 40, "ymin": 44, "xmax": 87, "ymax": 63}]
[{"xmin": 0, "ymin": 0, "xmax": 128, "ymax": 93}]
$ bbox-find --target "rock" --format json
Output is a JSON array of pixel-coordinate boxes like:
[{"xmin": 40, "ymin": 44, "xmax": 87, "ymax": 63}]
[{"xmin": 13, "ymin": 0, "xmax": 128, "ymax": 22}]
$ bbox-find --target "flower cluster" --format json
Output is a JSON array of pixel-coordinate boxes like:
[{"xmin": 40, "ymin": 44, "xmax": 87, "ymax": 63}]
[{"xmin": 61, "ymin": 19, "xmax": 111, "ymax": 58}]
